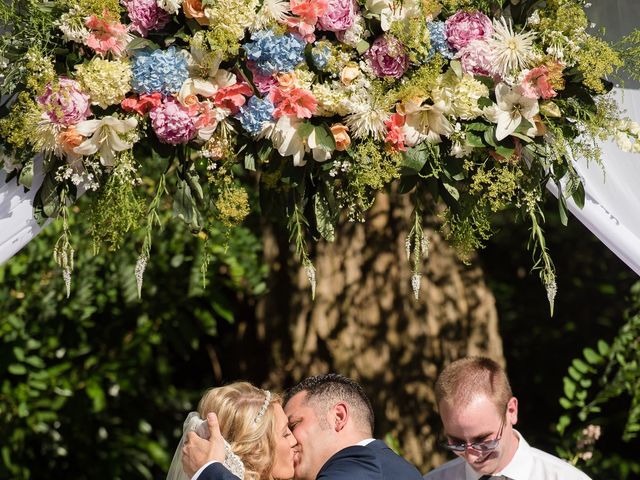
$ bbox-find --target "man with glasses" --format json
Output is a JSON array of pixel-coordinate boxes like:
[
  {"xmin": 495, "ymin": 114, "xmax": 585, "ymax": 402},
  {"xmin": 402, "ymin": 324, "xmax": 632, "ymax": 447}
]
[{"xmin": 424, "ymin": 357, "xmax": 591, "ymax": 480}]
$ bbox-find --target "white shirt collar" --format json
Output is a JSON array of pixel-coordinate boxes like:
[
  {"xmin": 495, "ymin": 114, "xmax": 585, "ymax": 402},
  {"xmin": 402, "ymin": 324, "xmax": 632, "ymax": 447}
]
[
  {"xmin": 356, "ymin": 438, "xmax": 376, "ymax": 446},
  {"xmin": 462, "ymin": 430, "xmax": 531, "ymax": 480}
]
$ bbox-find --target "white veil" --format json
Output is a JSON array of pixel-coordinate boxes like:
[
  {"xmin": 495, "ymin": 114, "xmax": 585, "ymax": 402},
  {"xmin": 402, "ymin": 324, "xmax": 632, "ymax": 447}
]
[{"xmin": 166, "ymin": 411, "xmax": 245, "ymax": 480}]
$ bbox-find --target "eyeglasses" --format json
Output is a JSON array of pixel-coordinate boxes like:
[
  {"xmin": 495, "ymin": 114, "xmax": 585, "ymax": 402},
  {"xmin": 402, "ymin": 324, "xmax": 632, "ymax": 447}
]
[{"xmin": 441, "ymin": 413, "xmax": 506, "ymax": 453}]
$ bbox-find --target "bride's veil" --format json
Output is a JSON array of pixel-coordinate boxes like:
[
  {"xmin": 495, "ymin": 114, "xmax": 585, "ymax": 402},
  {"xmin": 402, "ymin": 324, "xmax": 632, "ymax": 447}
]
[{"xmin": 166, "ymin": 411, "xmax": 245, "ymax": 480}]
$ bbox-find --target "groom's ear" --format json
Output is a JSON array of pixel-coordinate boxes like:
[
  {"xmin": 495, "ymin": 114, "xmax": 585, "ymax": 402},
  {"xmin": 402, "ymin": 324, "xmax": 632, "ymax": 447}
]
[{"xmin": 332, "ymin": 402, "xmax": 349, "ymax": 432}]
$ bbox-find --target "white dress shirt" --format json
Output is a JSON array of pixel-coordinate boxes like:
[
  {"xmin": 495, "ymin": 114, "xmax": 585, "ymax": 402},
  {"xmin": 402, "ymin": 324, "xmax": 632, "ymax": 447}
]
[{"xmin": 423, "ymin": 431, "xmax": 592, "ymax": 480}]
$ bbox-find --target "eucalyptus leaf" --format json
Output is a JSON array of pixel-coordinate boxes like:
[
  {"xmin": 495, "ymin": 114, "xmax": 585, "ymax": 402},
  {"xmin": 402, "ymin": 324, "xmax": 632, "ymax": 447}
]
[
  {"xmin": 572, "ymin": 181, "xmax": 585, "ymax": 209},
  {"xmin": 297, "ymin": 122, "xmax": 314, "ymax": 139},
  {"xmin": 18, "ymin": 159, "xmax": 34, "ymax": 189},
  {"xmin": 558, "ymin": 191, "xmax": 569, "ymax": 227},
  {"xmin": 314, "ymin": 192, "xmax": 336, "ymax": 242},
  {"xmin": 173, "ymin": 178, "xmax": 202, "ymax": 230},
  {"xmin": 314, "ymin": 125, "xmax": 336, "ymax": 150},
  {"xmin": 402, "ymin": 144, "xmax": 429, "ymax": 174},
  {"xmin": 442, "ymin": 182, "xmax": 460, "ymax": 201}
]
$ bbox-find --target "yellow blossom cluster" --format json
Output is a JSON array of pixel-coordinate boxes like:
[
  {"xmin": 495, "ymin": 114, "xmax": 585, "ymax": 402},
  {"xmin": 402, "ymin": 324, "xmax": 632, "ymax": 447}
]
[
  {"xmin": 75, "ymin": 58, "xmax": 132, "ymax": 108},
  {"xmin": 432, "ymin": 70, "xmax": 489, "ymax": 120}
]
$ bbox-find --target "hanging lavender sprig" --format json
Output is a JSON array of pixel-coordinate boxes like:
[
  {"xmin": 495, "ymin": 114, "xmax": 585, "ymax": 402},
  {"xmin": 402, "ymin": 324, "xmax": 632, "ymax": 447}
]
[
  {"xmin": 53, "ymin": 190, "xmax": 74, "ymax": 298},
  {"xmin": 288, "ymin": 199, "xmax": 317, "ymax": 299},
  {"xmin": 135, "ymin": 173, "xmax": 166, "ymax": 298},
  {"xmin": 405, "ymin": 207, "xmax": 430, "ymax": 300},
  {"xmin": 528, "ymin": 202, "xmax": 557, "ymax": 315}
]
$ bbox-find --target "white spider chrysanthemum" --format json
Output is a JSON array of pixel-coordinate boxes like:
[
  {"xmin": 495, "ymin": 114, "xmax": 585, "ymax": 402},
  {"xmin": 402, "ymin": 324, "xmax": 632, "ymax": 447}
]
[
  {"xmin": 345, "ymin": 108, "xmax": 389, "ymax": 141},
  {"xmin": 486, "ymin": 17, "xmax": 536, "ymax": 78},
  {"xmin": 252, "ymin": 0, "xmax": 291, "ymax": 30}
]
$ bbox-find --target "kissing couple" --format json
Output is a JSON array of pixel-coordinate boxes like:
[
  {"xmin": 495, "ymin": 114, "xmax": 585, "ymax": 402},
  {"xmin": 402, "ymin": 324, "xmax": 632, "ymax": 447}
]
[{"xmin": 167, "ymin": 373, "xmax": 423, "ymax": 480}]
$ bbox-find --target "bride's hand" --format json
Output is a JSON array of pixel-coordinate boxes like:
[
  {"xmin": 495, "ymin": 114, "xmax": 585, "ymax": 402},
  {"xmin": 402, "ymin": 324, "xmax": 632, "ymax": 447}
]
[{"xmin": 181, "ymin": 413, "xmax": 226, "ymax": 477}]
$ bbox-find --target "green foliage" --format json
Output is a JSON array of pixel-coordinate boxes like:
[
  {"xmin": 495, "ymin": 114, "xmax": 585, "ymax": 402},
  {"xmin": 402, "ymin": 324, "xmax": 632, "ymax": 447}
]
[
  {"xmin": 0, "ymin": 194, "xmax": 267, "ymax": 480},
  {"xmin": 554, "ymin": 281, "xmax": 640, "ymax": 478},
  {"xmin": 615, "ymin": 29, "xmax": 640, "ymax": 83}
]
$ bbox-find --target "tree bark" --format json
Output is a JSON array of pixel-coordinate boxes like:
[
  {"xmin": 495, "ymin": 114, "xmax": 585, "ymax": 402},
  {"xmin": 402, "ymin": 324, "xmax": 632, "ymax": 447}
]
[{"xmin": 253, "ymin": 189, "xmax": 504, "ymax": 472}]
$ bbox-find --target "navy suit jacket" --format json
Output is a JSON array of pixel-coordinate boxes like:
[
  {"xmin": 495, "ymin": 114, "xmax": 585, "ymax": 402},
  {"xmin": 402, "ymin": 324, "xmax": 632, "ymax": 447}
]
[
  {"xmin": 317, "ymin": 439, "xmax": 423, "ymax": 480},
  {"xmin": 197, "ymin": 439, "xmax": 422, "ymax": 480}
]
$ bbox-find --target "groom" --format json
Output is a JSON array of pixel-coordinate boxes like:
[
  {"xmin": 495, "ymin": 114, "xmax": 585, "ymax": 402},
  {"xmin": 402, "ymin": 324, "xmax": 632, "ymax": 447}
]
[{"xmin": 183, "ymin": 373, "xmax": 423, "ymax": 479}]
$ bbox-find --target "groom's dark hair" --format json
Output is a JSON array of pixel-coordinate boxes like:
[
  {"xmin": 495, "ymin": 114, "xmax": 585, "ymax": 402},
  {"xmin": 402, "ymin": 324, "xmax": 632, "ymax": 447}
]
[{"xmin": 284, "ymin": 373, "xmax": 375, "ymax": 433}]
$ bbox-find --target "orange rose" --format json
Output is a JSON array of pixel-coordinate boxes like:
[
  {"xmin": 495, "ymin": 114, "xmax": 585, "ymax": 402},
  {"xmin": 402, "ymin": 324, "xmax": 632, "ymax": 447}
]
[
  {"xmin": 340, "ymin": 63, "xmax": 360, "ymax": 85},
  {"xmin": 183, "ymin": 0, "xmax": 209, "ymax": 26},
  {"xmin": 277, "ymin": 72, "xmax": 297, "ymax": 90},
  {"xmin": 59, "ymin": 127, "xmax": 83, "ymax": 155},
  {"xmin": 330, "ymin": 124, "xmax": 351, "ymax": 151}
]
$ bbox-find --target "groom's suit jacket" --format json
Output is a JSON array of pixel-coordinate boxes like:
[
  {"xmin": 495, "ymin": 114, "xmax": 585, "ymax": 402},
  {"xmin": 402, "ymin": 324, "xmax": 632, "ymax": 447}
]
[
  {"xmin": 197, "ymin": 439, "xmax": 422, "ymax": 480},
  {"xmin": 316, "ymin": 439, "xmax": 423, "ymax": 479}
]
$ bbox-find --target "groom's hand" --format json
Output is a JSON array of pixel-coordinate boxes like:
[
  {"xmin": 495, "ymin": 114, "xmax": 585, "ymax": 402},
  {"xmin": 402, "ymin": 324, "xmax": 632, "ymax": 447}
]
[{"xmin": 182, "ymin": 412, "xmax": 226, "ymax": 478}]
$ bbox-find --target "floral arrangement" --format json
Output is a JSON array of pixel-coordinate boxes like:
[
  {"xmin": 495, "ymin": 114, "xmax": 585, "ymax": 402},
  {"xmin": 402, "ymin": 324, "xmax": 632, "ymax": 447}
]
[{"xmin": 1, "ymin": 0, "xmax": 639, "ymax": 310}]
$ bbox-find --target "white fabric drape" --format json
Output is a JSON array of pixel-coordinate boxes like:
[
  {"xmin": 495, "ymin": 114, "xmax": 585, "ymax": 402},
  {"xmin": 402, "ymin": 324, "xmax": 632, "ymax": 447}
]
[
  {"xmin": 0, "ymin": 158, "xmax": 49, "ymax": 265},
  {"xmin": 547, "ymin": 88, "xmax": 640, "ymax": 277}
]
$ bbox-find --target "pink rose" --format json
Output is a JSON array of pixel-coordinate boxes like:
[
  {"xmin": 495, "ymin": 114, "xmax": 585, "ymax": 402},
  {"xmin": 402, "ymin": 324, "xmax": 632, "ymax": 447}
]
[
  {"xmin": 38, "ymin": 78, "xmax": 91, "ymax": 126},
  {"xmin": 365, "ymin": 36, "xmax": 409, "ymax": 80},
  {"xmin": 316, "ymin": 0, "xmax": 358, "ymax": 32},
  {"xmin": 445, "ymin": 11, "xmax": 493, "ymax": 51},
  {"xmin": 150, "ymin": 97, "xmax": 196, "ymax": 144}
]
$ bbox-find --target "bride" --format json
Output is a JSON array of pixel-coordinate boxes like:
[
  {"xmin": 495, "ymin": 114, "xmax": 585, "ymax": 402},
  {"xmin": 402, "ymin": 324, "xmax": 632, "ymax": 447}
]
[{"xmin": 167, "ymin": 382, "xmax": 297, "ymax": 480}]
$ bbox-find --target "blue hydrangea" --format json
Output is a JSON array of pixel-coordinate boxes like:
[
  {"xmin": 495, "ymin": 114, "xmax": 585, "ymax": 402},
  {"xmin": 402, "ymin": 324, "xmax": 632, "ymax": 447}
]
[
  {"xmin": 235, "ymin": 96, "xmax": 274, "ymax": 136},
  {"xmin": 243, "ymin": 30, "xmax": 306, "ymax": 76},
  {"xmin": 131, "ymin": 47, "xmax": 190, "ymax": 95},
  {"xmin": 311, "ymin": 43, "xmax": 331, "ymax": 70},
  {"xmin": 426, "ymin": 21, "xmax": 455, "ymax": 62}
]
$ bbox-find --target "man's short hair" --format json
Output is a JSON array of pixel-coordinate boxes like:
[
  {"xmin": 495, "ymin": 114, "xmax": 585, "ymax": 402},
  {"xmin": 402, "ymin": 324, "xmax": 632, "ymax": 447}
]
[
  {"xmin": 284, "ymin": 373, "xmax": 375, "ymax": 433},
  {"xmin": 435, "ymin": 357, "xmax": 513, "ymax": 412}
]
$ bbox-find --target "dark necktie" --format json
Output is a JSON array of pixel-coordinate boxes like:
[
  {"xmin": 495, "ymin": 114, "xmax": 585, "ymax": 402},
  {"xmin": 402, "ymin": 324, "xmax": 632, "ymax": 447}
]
[{"xmin": 479, "ymin": 476, "xmax": 511, "ymax": 480}]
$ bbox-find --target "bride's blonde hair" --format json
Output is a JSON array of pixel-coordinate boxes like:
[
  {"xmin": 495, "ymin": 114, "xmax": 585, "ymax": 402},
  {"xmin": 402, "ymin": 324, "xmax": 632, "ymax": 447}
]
[{"xmin": 197, "ymin": 382, "xmax": 280, "ymax": 480}]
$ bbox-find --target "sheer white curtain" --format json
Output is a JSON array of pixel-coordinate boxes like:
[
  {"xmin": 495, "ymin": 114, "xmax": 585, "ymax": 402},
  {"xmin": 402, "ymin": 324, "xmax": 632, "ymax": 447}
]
[
  {"xmin": 0, "ymin": 158, "xmax": 49, "ymax": 264},
  {"xmin": 544, "ymin": 1, "xmax": 640, "ymax": 276},
  {"xmin": 548, "ymin": 88, "xmax": 640, "ymax": 276}
]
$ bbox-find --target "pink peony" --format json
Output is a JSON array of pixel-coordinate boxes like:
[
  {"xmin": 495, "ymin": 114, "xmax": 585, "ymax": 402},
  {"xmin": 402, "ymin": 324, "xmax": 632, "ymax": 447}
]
[
  {"xmin": 149, "ymin": 97, "xmax": 196, "ymax": 144},
  {"xmin": 269, "ymin": 87, "xmax": 317, "ymax": 119},
  {"xmin": 521, "ymin": 66, "xmax": 558, "ymax": 99},
  {"xmin": 316, "ymin": 0, "xmax": 358, "ymax": 32},
  {"xmin": 445, "ymin": 11, "xmax": 493, "ymax": 51},
  {"xmin": 365, "ymin": 36, "xmax": 409, "ymax": 80},
  {"xmin": 38, "ymin": 78, "xmax": 91, "ymax": 126},
  {"xmin": 456, "ymin": 39, "xmax": 493, "ymax": 76},
  {"xmin": 124, "ymin": 0, "xmax": 171, "ymax": 37}
]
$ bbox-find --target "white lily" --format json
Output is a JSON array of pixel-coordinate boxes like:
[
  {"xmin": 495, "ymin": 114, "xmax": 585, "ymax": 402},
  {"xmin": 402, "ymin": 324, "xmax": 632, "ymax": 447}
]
[
  {"xmin": 179, "ymin": 78, "xmax": 217, "ymax": 101},
  {"xmin": 74, "ymin": 116, "xmax": 138, "ymax": 166},
  {"xmin": 402, "ymin": 99, "xmax": 453, "ymax": 146},
  {"xmin": 188, "ymin": 39, "xmax": 224, "ymax": 79},
  {"xmin": 367, "ymin": 0, "xmax": 422, "ymax": 31},
  {"xmin": 307, "ymin": 128, "xmax": 333, "ymax": 162},
  {"xmin": 484, "ymin": 83, "xmax": 539, "ymax": 141},
  {"xmin": 269, "ymin": 116, "xmax": 307, "ymax": 166}
]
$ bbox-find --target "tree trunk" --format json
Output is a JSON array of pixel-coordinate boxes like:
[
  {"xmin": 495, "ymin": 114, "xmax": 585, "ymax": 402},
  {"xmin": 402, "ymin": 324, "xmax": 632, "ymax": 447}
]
[{"xmin": 254, "ymin": 190, "xmax": 504, "ymax": 472}]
